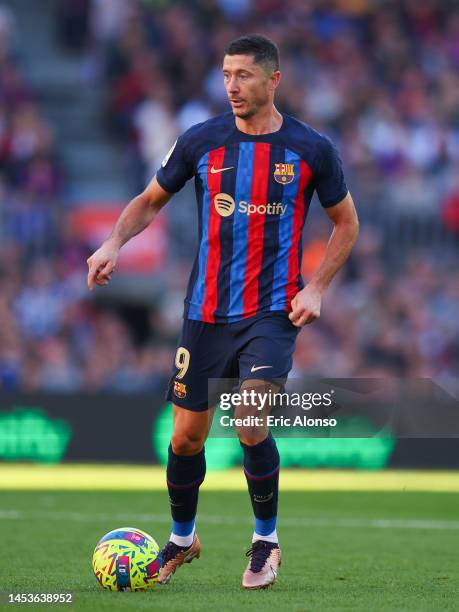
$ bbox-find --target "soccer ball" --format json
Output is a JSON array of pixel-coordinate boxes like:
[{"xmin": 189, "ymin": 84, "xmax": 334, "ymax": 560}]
[{"xmin": 92, "ymin": 527, "xmax": 161, "ymax": 591}]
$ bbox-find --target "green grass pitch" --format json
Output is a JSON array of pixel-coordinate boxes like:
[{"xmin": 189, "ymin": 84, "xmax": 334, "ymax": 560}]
[{"xmin": 1, "ymin": 489, "xmax": 458, "ymax": 611}]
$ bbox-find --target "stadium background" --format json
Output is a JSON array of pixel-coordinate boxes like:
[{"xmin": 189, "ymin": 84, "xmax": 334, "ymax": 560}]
[{"xmin": 0, "ymin": 2, "xmax": 459, "ymax": 609}]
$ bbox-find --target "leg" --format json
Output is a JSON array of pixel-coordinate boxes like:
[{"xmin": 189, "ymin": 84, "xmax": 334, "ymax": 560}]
[
  {"xmin": 236, "ymin": 379, "xmax": 280, "ymax": 544},
  {"xmin": 167, "ymin": 405, "xmax": 212, "ymax": 542},
  {"xmin": 233, "ymin": 313, "xmax": 299, "ymax": 588},
  {"xmin": 159, "ymin": 405, "xmax": 213, "ymax": 584},
  {"xmin": 160, "ymin": 317, "xmax": 235, "ymax": 583},
  {"xmin": 163, "ymin": 319, "xmax": 228, "ymax": 550},
  {"xmin": 236, "ymin": 379, "xmax": 282, "ymax": 589}
]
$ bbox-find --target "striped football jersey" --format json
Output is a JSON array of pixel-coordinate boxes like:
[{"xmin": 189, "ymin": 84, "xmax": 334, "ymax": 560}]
[{"xmin": 156, "ymin": 112, "xmax": 348, "ymax": 323}]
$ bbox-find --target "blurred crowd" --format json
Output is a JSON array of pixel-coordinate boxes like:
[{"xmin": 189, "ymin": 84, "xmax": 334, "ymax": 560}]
[
  {"xmin": 295, "ymin": 225, "xmax": 459, "ymax": 379},
  {"xmin": 0, "ymin": 5, "xmax": 62, "ymax": 258},
  {"xmin": 91, "ymin": 0, "xmax": 459, "ymax": 213},
  {"xmin": 0, "ymin": 0, "xmax": 459, "ymax": 393},
  {"xmin": 1, "ymin": 228, "xmax": 457, "ymax": 393}
]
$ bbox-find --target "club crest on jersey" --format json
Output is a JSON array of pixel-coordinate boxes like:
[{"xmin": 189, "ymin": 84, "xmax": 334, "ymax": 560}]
[
  {"xmin": 174, "ymin": 380, "xmax": 187, "ymax": 398},
  {"xmin": 274, "ymin": 163, "xmax": 295, "ymax": 185}
]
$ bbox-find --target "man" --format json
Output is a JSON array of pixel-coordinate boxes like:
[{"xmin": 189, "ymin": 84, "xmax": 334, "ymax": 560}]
[{"xmin": 87, "ymin": 34, "xmax": 359, "ymax": 589}]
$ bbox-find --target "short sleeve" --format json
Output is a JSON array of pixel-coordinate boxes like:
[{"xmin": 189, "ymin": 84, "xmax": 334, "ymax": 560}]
[
  {"xmin": 314, "ymin": 137, "xmax": 348, "ymax": 208},
  {"xmin": 156, "ymin": 135, "xmax": 194, "ymax": 194}
]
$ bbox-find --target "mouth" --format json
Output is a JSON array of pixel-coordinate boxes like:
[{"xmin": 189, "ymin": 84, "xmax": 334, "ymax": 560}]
[{"xmin": 230, "ymin": 99, "xmax": 244, "ymax": 107}]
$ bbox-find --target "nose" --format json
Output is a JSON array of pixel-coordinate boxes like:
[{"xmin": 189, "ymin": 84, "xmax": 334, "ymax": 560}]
[{"xmin": 226, "ymin": 76, "xmax": 239, "ymax": 93}]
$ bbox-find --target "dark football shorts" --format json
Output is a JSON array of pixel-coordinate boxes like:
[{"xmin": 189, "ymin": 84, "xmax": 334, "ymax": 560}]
[{"xmin": 165, "ymin": 311, "xmax": 300, "ymax": 412}]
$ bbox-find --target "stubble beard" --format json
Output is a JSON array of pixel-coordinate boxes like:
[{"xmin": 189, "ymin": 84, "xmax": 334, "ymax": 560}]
[
  {"xmin": 232, "ymin": 92, "xmax": 270, "ymax": 120},
  {"xmin": 233, "ymin": 108, "xmax": 255, "ymax": 119},
  {"xmin": 232, "ymin": 101, "xmax": 258, "ymax": 119}
]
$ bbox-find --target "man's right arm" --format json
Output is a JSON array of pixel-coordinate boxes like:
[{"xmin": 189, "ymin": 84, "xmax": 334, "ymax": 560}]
[{"xmin": 86, "ymin": 176, "xmax": 171, "ymax": 290}]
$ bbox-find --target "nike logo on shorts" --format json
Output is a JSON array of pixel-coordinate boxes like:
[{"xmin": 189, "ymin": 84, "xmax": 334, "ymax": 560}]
[
  {"xmin": 250, "ymin": 365, "xmax": 273, "ymax": 373},
  {"xmin": 210, "ymin": 165, "xmax": 234, "ymax": 174}
]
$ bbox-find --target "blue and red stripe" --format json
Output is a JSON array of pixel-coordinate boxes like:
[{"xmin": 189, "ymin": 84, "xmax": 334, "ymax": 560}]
[
  {"xmin": 257, "ymin": 145, "xmax": 284, "ymax": 311},
  {"xmin": 270, "ymin": 150, "xmax": 312, "ymax": 311},
  {"xmin": 216, "ymin": 145, "xmax": 239, "ymax": 316},
  {"xmin": 201, "ymin": 147, "xmax": 226, "ymax": 322},
  {"xmin": 285, "ymin": 159, "xmax": 312, "ymax": 310},
  {"xmin": 189, "ymin": 147, "xmax": 226, "ymax": 321},
  {"xmin": 228, "ymin": 142, "xmax": 254, "ymax": 318},
  {"xmin": 188, "ymin": 151, "xmax": 210, "ymax": 320},
  {"xmin": 242, "ymin": 142, "xmax": 271, "ymax": 318}
]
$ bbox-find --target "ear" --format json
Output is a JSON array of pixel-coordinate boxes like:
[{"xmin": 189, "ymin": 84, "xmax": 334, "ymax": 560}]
[{"xmin": 270, "ymin": 70, "xmax": 281, "ymax": 92}]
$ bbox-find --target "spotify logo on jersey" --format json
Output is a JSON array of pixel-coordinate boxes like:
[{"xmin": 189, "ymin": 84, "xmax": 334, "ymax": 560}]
[
  {"xmin": 214, "ymin": 193, "xmax": 287, "ymax": 218},
  {"xmin": 214, "ymin": 193, "xmax": 236, "ymax": 217}
]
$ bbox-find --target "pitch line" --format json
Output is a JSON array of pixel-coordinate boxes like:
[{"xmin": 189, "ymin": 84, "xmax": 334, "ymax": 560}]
[
  {"xmin": 1, "ymin": 509, "xmax": 459, "ymax": 531},
  {"xmin": 1, "ymin": 466, "xmax": 459, "ymax": 491}
]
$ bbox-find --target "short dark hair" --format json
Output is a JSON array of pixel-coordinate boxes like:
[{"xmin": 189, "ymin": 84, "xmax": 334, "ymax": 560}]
[{"xmin": 224, "ymin": 34, "xmax": 280, "ymax": 73}]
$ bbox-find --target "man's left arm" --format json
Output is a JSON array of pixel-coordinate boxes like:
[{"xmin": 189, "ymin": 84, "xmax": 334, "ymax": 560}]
[{"xmin": 289, "ymin": 192, "xmax": 359, "ymax": 327}]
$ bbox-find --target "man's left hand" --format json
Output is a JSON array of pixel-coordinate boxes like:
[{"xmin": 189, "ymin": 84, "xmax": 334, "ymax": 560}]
[{"xmin": 288, "ymin": 285, "xmax": 323, "ymax": 327}]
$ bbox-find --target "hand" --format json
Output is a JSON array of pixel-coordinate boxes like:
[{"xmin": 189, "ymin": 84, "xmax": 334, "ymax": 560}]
[
  {"xmin": 288, "ymin": 284, "xmax": 323, "ymax": 327},
  {"xmin": 87, "ymin": 241, "xmax": 119, "ymax": 290}
]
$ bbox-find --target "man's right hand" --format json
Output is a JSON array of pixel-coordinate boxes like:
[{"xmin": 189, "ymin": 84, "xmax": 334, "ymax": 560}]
[
  {"xmin": 85, "ymin": 176, "xmax": 172, "ymax": 290},
  {"xmin": 87, "ymin": 241, "xmax": 120, "ymax": 290}
]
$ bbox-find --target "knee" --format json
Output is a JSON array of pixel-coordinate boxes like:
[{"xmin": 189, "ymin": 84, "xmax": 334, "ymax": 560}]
[
  {"xmin": 237, "ymin": 432, "xmax": 267, "ymax": 446},
  {"xmin": 235, "ymin": 417, "xmax": 267, "ymax": 445},
  {"xmin": 235, "ymin": 379, "xmax": 272, "ymax": 446},
  {"xmin": 171, "ymin": 432, "xmax": 205, "ymax": 456}
]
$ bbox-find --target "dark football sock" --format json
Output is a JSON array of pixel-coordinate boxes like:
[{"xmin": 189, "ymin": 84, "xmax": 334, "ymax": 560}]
[
  {"xmin": 167, "ymin": 444, "xmax": 206, "ymax": 538},
  {"xmin": 240, "ymin": 432, "xmax": 280, "ymax": 537}
]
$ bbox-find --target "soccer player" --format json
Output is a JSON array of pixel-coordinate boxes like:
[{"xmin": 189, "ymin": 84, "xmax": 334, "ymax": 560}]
[{"xmin": 87, "ymin": 34, "xmax": 359, "ymax": 589}]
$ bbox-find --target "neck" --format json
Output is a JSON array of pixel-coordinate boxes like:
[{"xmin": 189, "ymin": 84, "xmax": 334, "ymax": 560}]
[{"xmin": 235, "ymin": 105, "xmax": 283, "ymax": 135}]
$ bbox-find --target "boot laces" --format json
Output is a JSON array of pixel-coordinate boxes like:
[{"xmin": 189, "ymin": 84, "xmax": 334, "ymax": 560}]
[
  {"xmin": 160, "ymin": 541, "xmax": 188, "ymax": 565},
  {"xmin": 245, "ymin": 540, "xmax": 277, "ymax": 573}
]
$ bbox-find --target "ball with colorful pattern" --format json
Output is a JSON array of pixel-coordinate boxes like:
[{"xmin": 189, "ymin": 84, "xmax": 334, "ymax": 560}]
[{"xmin": 92, "ymin": 527, "xmax": 161, "ymax": 591}]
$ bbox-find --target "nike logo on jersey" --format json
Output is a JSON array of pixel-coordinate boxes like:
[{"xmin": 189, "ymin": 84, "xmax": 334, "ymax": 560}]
[
  {"xmin": 210, "ymin": 165, "xmax": 234, "ymax": 174},
  {"xmin": 250, "ymin": 365, "xmax": 273, "ymax": 373}
]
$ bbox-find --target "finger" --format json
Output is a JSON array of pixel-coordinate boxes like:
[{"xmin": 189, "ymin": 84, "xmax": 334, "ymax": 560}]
[
  {"xmin": 291, "ymin": 309, "xmax": 309, "ymax": 326},
  {"xmin": 96, "ymin": 265, "xmax": 115, "ymax": 279},
  {"xmin": 303, "ymin": 312, "xmax": 320, "ymax": 325},
  {"xmin": 289, "ymin": 309, "xmax": 302, "ymax": 322},
  {"xmin": 87, "ymin": 267, "xmax": 97, "ymax": 290},
  {"xmin": 87, "ymin": 255, "xmax": 103, "ymax": 290},
  {"xmin": 96, "ymin": 267, "xmax": 114, "ymax": 283},
  {"xmin": 292, "ymin": 313, "xmax": 307, "ymax": 327},
  {"xmin": 96, "ymin": 270, "xmax": 111, "ymax": 281},
  {"xmin": 98, "ymin": 260, "xmax": 114, "ymax": 276},
  {"xmin": 289, "ymin": 308, "xmax": 305, "ymax": 324},
  {"xmin": 88, "ymin": 262, "xmax": 108, "ymax": 290}
]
